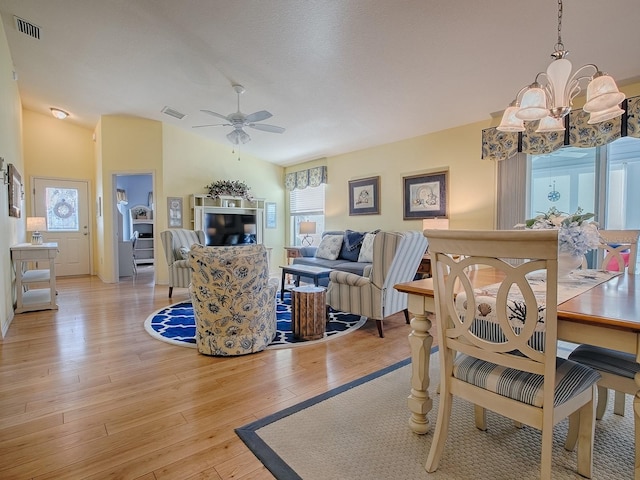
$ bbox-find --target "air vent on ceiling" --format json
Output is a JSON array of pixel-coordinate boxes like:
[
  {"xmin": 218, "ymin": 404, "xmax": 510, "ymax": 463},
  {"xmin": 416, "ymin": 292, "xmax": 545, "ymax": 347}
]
[
  {"xmin": 161, "ymin": 106, "xmax": 186, "ymax": 120},
  {"xmin": 14, "ymin": 16, "xmax": 40, "ymax": 39}
]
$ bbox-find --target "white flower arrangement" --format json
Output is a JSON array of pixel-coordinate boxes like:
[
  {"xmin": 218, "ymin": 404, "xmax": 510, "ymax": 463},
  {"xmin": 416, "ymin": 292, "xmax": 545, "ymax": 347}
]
[{"xmin": 516, "ymin": 207, "xmax": 600, "ymax": 257}]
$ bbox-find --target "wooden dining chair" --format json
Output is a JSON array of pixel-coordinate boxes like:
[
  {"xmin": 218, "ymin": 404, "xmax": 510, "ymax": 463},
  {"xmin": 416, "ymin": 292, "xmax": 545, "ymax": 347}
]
[
  {"xmin": 424, "ymin": 229, "xmax": 600, "ymax": 479},
  {"xmin": 571, "ymin": 229, "xmax": 639, "ymax": 421}
]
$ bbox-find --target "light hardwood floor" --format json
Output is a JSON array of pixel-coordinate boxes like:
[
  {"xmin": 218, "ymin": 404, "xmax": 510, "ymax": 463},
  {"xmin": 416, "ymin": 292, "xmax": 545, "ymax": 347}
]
[{"xmin": 0, "ymin": 267, "xmax": 414, "ymax": 479}]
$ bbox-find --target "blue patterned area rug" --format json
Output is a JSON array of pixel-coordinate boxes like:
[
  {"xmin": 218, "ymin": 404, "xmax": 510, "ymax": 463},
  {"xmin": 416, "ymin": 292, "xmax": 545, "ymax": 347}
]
[{"xmin": 143, "ymin": 291, "xmax": 367, "ymax": 349}]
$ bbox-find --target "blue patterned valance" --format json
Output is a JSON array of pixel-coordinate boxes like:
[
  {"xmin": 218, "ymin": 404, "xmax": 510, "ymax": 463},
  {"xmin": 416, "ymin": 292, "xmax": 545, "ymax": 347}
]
[
  {"xmin": 482, "ymin": 94, "xmax": 640, "ymax": 161},
  {"xmin": 285, "ymin": 166, "xmax": 328, "ymax": 191}
]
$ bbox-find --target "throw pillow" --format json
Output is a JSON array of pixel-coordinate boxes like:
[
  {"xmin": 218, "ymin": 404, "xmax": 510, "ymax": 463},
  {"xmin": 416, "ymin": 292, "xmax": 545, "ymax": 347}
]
[
  {"xmin": 316, "ymin": 234, "xmax": 344, "ymax": 260},
  {"xmin": 339, "ymin": 229, "xmax": 365, "ymax": 261},
  {"xmin": 176, "ymin": 246, "xmax": 189, "ymax": 260},
  {"xmin": 358, "ymin": 232, "xmax": 377, "ymax": 263}
]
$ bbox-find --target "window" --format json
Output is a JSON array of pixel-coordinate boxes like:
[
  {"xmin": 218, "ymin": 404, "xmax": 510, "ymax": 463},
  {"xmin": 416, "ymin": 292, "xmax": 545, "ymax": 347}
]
[
  {"xmin": 289, "ymin": 184, "xmax": 325, "ymax": 246},
  {"xmin": 527, "ymin": 136, "xmax": 640, "ymax": 270}
]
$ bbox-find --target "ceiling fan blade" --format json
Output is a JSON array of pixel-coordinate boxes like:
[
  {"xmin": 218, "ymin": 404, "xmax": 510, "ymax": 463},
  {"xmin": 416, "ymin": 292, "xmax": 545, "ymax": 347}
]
[
  {"xmin": 200, "ymin": 109, "xmax": 230, "ymax": 121},
  {"xmin": 248, "ymin": 123, "xmax": 285, "ymax": 134},
  {"xmin": 192, "ymin": 123, "xmax": 231, "ymax": 128},
  {"xmin": 245, "ymin": 110, "xmax": 272, "ymax": 123}
]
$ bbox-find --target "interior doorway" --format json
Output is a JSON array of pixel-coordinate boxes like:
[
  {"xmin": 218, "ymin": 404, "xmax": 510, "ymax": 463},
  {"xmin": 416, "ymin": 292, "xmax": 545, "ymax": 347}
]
[{"xmin": 114, "ymin": 173, "xmax": 154, "ymax": 280}]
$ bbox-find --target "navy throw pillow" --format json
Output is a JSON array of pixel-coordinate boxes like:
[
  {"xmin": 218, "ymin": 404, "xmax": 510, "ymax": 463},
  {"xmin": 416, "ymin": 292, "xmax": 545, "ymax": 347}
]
[{"xmin": 339, "ymin": 230, "xmax": 365, "ymax": 261}]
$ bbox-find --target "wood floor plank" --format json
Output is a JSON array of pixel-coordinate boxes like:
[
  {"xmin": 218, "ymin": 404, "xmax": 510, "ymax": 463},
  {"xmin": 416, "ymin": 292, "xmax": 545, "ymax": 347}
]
[{"xmin": 0, "ymin": 269, "xmax": 414, "ymax": 479}]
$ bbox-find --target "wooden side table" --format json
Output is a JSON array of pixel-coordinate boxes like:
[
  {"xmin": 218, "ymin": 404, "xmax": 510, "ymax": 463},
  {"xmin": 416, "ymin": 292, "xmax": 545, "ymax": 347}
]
[
  {"xmin": 11, "ymin": 242, "xmax": 59, "ymax": 313},
  {"xmin": 291, "ymin": 285, "xmax": 326, "ymax": 341}
]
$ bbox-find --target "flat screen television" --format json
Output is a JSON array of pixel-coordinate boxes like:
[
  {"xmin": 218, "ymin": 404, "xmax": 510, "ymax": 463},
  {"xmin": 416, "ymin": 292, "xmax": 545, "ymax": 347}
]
[{"xmin": 204, "ymin": 212, "xmax": 257, "ymax": 246}]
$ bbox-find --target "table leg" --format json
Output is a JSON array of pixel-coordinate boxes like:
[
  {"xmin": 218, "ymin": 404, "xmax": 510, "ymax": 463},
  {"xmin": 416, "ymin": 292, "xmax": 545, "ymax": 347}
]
[
  {"xmin": 280, "ymin": 270, "xmax": 286, "ymax": 301},
  {"xmin": 635, "ymin": 348, "xmax": 640, "ymax": 480},
  {"xmin": 407, "ymin": 296, "xmax": 433, "ymax": 435},
  {"xmin": 295, "ymin": 275, "xmax": 300, "ymax": 287}
]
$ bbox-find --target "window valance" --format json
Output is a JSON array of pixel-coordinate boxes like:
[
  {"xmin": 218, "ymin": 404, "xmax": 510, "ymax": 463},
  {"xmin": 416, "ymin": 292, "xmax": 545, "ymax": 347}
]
[
  {"xmin": 285, "ymin": 166, "xmax": 328, "ymax": 191},
  {"xmin": 482, "ymin": 95, "xmax": 640, "ymax": 161}
]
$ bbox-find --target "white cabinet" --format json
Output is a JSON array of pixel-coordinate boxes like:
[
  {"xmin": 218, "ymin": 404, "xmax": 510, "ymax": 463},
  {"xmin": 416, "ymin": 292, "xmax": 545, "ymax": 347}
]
[
  {"xmin": 191, "ymin": 194, "xmax": 265, "ymax": 245},
  {"xmin": 129, "ymin": 205, "xmax": 154, "ymax": 265},
  {"xmin": 11, "ymin": 243, "xmax": 59, "ymax": 313}
]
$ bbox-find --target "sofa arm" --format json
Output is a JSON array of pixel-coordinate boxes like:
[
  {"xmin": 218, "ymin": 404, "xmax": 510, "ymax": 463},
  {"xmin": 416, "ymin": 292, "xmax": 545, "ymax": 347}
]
[{"xmin": 299, "ymin": 246, "xmax": 318, "ymax": 257}]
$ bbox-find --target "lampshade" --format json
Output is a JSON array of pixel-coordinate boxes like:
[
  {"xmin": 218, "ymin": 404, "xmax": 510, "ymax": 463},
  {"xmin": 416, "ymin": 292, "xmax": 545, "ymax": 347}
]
[
  {"xmin": 515, "ymin": 86, "xmax": 548, "ymax": 121},
  {"xmin": 497, "ymin": 106, "xmax": 525, "ymax": 132},
  {"xmin": 422, "ymin": 218, "xmax": 449, "ymax": 231},
  {"xmin": 535, "ymin": 116, "xmax": 566, "ymax": 133},
  {"xmin": 587, "ymin": 104, "xmax": 625, "ymax": 125},
  {"xmin": 26, "ymin": 217, "xmax": 47, "ymax": 245},
  {"xmin": 26, "ymin": 217, "xmax": 47, "ymax": 232},
  {"xmin": 583, "ymin": 74, "xmax": 626, "ymax": 113},
  {"xmin": 299, "ymin": 221, "xmax": 317, "ymax": 235},
  {"xmin": 50, "ymin": 108, "xmax": 69, "ymax": 120}
]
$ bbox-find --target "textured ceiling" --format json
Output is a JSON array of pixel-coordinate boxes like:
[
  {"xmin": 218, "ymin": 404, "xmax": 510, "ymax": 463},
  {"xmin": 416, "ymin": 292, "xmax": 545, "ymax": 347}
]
[{"xmin": 1, "ymin": 0, "xmax": 639, "ymax": 166}]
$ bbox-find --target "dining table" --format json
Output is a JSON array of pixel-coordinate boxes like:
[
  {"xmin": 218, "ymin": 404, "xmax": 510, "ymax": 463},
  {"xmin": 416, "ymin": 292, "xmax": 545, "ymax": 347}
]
[{"xmin": 395, "ymin": 269, "xmax": 640, "ymax": 479}]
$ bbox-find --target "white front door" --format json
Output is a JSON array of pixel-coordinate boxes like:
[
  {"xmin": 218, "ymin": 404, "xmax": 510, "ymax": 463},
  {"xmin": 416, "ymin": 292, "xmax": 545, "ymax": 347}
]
[{"xmin": 33, "ymin": 178, "xmax": 91, "ymax": 276}]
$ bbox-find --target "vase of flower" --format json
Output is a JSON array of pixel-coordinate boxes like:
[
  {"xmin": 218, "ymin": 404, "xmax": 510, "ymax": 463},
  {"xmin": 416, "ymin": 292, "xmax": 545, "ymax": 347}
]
[
  {"xmin": 558, "ymin": 251, "xmax": 583, "ymax": 278},
  {"xmin": 516, "ymin": 206, "xmax": 600, "ymax": 279}
]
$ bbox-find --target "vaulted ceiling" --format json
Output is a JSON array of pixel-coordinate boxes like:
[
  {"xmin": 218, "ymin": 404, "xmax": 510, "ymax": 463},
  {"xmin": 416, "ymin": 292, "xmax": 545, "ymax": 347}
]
[{"xmin": 1, "ymin": 0, "xmax": 639, "ymax": 165}]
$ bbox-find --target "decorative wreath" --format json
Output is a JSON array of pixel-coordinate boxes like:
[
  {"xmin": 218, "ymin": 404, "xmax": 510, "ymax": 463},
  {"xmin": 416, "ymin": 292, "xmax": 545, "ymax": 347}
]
[{"xmin": 53, "ymin": 199, "xmax": 75, "ymax": 219}]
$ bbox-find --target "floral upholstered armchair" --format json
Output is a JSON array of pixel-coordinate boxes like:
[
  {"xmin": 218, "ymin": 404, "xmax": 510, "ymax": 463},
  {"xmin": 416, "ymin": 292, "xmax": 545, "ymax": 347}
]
[
  {"xmin": 160, "ymin": 229, "xmax": 206, "ymax": 298},
  {"xmin": 188, "ymin": 243, "xmax": 278, "ymax": 356}
]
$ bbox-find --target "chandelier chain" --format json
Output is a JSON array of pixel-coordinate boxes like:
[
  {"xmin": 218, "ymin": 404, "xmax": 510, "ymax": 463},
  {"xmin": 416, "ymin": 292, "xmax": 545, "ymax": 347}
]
[{"xmin": 555, "ymin": 0, "xmax": 564, "ymax": 52}]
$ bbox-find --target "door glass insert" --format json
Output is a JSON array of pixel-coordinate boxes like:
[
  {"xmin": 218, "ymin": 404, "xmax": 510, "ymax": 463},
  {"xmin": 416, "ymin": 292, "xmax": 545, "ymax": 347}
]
[{"xmin": 45, "ymin": 187, "xmax": 79, "ymax": 231}]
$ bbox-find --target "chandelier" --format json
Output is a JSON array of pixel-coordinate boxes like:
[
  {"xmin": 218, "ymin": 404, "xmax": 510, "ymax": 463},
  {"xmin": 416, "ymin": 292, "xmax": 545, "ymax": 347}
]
[{"xmin": 497, "ymin": 0, "xmax": 625, "ymax": 133}]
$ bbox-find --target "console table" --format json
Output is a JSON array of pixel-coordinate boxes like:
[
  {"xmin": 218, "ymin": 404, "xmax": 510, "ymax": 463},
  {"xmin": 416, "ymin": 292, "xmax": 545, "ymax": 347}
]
[{"xmin": 11, "ymin": 243, "xmax": 59, "ymax": 313}]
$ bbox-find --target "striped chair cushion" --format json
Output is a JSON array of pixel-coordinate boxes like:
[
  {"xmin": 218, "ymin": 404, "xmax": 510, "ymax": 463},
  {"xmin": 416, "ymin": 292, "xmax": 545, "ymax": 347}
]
[
  {"xmin": 568, "ymin": 344, "xmax": 640, "ymax": 379},
  {"xmin": 453, "ymin": 354, "xmax": 600, "ymax": 407}
]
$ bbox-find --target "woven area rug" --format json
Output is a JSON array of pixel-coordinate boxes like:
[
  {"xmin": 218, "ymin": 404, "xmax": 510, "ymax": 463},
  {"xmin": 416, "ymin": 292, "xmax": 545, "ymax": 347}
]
[
  {"xmin": 144, "ymin": 291, "xmax": 366, "ymax": 349},
  {"xmin": 236, "ymin": 346, "xmax": 634, "ymax": 479}
]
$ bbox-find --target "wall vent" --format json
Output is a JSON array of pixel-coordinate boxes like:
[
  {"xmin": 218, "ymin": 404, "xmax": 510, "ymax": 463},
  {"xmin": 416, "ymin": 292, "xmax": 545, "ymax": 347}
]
[
  {"xmin": 14, "ymin": 16, "xmax": 40, "ymax": 39},
  {"xmin": 161, "ymin": 106, "xmax": 186, "ymax": 120}
]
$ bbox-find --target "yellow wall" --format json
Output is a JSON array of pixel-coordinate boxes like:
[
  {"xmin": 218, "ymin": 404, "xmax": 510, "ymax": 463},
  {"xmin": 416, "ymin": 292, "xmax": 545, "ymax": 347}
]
[
  {"xmin": 97, "ymin": 115, "xmax": 163, "ymax": 282},
  {"xmin": 0, "ymin": 19, "xmax": 24, "ymax": 336},
  {"xmin": 159, "ymin": 124, "xmax": 285, "ymax": 280},
  {"xmin": 323, "ymin": 119, "xmax": 496, "ymax": 234}
]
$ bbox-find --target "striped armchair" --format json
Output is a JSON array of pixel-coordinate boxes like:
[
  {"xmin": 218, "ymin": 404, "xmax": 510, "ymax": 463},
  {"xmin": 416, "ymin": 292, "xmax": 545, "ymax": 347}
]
[
  {"xmin": 160, "ymin": 229, "xmax": 206, "ymax": 298},
  {"xmin": 326, "ymin": 231, "xmax": 427, "ymax": 337}
]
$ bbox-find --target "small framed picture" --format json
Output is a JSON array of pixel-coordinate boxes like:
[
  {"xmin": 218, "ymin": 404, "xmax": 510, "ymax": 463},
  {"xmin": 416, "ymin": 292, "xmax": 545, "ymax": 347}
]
[
  {"xmin": 8, "ymin": 163, "xmax": 22, "ymax": 218},
  {"xmin": 265, "ymin": 202, "xmax": 277, "ymax": 229},
  {"xmin": 349, "ymin": 176, "xmax": 380, "ymax": 215},
  {"xmin": 167, "ymin": 197, "xmax": 183, "ymax": 228},
  {"xmin": 403, "ymin": 171, "xmax": 448, "ymax": 220}
]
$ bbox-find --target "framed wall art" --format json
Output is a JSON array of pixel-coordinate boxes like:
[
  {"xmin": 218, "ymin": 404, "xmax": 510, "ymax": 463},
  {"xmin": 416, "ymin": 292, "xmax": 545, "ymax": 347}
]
[
  {"xmin": 167, "ymin": 197, "xmax": 183, "ymax": 228},
  {"xmin": 265, "ymin": 201, "xmax": 277, "ymax": 229},
  {"xmin": 348, "ymin": 176, "xmax": 380, "ymax": 215},
  {"xmin": 403, "ymin": 171, "xmax": 448, "ymax": 220},
  {"xmin": 8, "ymin": 163, "xmax": 22, "ymax": 218}
]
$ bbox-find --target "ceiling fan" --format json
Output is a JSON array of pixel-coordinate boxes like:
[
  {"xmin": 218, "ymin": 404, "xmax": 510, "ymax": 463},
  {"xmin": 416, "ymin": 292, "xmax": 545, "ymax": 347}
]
[{"xmin": 193, "ymin": 84, "xmax": 285, "ymax": 145}]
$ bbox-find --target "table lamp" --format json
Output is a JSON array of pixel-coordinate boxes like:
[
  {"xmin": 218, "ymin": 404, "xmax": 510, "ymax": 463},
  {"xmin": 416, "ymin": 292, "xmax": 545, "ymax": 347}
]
[
  {"xmin": 26, "ymin": 216, "xmax": 47, "ymax": 245},
  {"xmin": 243, "ymin": 223, "xmax": 257, "ymax": 244},
  {"xmin": 299, "ymin": 221, "xmax": 317, "ymax": 246},
  {"xmin": 422, "ymin": 217, "xmax": 449, "ymax": 231}
]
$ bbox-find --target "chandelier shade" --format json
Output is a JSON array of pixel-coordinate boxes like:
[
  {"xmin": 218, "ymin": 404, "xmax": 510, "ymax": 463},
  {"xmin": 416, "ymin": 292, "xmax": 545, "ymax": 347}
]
[
  {"xmin": 586, "ymin": 104, "xmax": 625, "ymax": 125},
  {"xmin": 497, "ymin": 105, "xmax": 525, "ymax": 132},
  {"xmin": 583, "ymin": 74, "xmax": 626, "ymax": 113},
  {"xmin": 536, "ymin": 116, "xmax": 566, "ymax": 133},
  {"xmin": 497, "ymin": 0, "xmax": 624, "ymax": 133}
]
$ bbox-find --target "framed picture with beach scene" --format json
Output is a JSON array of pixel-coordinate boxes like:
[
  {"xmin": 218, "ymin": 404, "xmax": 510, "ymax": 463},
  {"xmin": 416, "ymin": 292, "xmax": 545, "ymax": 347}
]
[{"xmin": 403, "ymin": 171, "xmax": 448, "ymax": 220}]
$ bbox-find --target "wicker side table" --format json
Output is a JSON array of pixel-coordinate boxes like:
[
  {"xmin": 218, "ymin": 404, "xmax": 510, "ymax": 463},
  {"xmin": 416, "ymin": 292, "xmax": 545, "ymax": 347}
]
[{"xmin": 292, "ymin": 285, "xmax": 326, "ymax": 341}]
